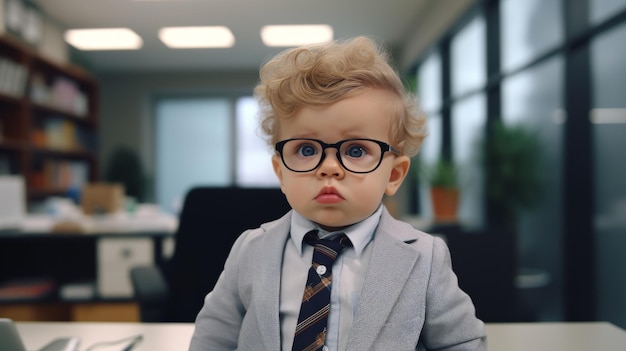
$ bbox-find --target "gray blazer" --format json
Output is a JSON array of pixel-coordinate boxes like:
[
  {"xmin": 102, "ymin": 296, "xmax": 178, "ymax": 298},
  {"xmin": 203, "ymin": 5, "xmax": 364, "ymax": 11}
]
[{"xmin": 189, "ymin": 207, "xmax": 487, "ymax": 351}]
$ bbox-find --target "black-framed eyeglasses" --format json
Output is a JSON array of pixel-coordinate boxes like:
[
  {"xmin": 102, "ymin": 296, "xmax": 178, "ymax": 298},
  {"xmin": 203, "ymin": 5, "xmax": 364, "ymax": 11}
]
[{"xmin": 275, "ymin": 138, "xmax": 400, "ymax": 174}]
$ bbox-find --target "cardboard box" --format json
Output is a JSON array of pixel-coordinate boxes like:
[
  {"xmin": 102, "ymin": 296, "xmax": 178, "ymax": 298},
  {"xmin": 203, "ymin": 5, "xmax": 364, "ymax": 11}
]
[{"xmin": 81, "ymin": 183, "xmax": 125, "ymax": 214}]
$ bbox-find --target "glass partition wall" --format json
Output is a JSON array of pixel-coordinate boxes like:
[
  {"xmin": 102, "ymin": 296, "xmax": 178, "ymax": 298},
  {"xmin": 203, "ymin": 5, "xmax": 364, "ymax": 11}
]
[
  {"xmin": 590, "ymin": 19, "xmax": 626, "ymax": 330},
  {"xmin": 414, "ymin": 0, "xmax": 626, "ymax": 328},
  {"xmin": 154, "ymin": 96, "xmax": 278, "ymax": 214}
]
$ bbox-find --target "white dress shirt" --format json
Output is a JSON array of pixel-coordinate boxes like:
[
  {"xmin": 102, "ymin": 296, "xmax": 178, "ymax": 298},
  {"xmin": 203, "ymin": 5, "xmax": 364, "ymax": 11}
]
[{"xmin": 279, "ymin": 206, "xmax": 381, "ymax": 351}]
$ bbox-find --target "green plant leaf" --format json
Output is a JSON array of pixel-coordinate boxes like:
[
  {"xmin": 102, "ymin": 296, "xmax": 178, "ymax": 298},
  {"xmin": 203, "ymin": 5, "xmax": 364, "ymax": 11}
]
[
  {"xmin": 416, "ymin": 157, "xmax": 458, "ymax": 189},
  {"xmin": 481, "ymin": 120, "xmax": 544, "ymax": 217}
]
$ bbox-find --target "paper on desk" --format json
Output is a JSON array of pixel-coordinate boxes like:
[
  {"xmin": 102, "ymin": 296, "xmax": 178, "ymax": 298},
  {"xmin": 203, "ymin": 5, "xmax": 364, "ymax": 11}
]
[
  {"xmin": 20, "ymin": 215, "xmax": 56, "ymax": 233},
  {"xmin": 82, "ymin": 211, "xmax": 178, "ymax": 233},
  {"xmin": 19, "ymin": 204, "xmax": 178, "ymax": 234}
]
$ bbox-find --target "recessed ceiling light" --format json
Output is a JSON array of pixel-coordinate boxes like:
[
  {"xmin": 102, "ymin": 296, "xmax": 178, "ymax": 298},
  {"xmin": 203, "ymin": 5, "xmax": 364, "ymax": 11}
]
[
  {"xmin": 64, "ymin": 28, "xmax": 143, "ymax": 50},
  {"xmin": 260, "ymin": 25, "xmax": 333, "ymax": 47},
  {"xmin": 158, "ymin": 26, "xmax": 235, "ymax": 48}
]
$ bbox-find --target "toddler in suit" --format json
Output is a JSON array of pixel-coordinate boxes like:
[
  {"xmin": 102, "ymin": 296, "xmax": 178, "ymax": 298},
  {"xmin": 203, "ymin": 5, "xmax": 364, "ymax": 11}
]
[{"xmin": 189, "ymin": 36, "xmax": 486, "ymax": 351}]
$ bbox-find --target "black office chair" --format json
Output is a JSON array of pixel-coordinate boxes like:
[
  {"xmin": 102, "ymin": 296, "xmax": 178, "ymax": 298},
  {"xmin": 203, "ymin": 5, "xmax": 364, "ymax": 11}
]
[
  {"xmin": 130, "ymin": 186, "xmax": 291, "ymax": 322},
  {"xmin": 441, "ymin": 225, "xmax": 518, "ymax": 322}
]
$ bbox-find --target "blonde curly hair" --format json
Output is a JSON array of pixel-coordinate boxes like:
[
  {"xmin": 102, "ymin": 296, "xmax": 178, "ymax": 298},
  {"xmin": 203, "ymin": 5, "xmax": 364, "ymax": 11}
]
[{"xmin": 254, "ymin": 36, "xmax": 427, "ymax": 157}]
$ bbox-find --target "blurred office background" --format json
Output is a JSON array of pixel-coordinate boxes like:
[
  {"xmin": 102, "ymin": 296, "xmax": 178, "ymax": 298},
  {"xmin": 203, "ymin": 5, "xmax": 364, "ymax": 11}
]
[{"xmin": 1, "ymin": 0, "xmax": 625, "ymax": 329}]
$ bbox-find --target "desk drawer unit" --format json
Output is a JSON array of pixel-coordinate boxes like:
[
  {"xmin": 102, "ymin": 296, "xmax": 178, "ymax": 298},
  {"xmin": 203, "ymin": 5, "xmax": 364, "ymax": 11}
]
[{"xmin": 97, "ymin": 238, "xmax": 153, "ymax": 298}]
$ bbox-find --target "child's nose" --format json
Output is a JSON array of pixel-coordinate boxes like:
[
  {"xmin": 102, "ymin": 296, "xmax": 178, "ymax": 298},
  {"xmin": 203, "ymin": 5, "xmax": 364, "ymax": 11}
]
[{"xmin": 317, "ymin": 150, "xmax": 344, "ymax": 177}]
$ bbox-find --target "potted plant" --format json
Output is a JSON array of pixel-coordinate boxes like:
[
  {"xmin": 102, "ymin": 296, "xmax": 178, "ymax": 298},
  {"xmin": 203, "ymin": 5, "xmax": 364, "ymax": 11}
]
[
  {"xmin": 104, "ymin": 146, "xmax": 147, "ymax": 204},
  {"xmin": 481, "ymin": 120, "xmax": 544, "ymax": 231},
  {"xmin": 424, "ymin": 158, "xmax": 460, "ymax": 222}
]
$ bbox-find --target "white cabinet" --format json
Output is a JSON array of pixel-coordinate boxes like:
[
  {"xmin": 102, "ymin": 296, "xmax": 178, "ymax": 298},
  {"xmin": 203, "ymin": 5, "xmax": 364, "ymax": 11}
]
[{"xmin": 97, "ymin": 238, "xmax": 153, "ymax": 298}]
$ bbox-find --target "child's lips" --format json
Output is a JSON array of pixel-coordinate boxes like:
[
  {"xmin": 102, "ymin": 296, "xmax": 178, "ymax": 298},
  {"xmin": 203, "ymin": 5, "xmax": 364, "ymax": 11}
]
[{"xmin": 316, "ymin": 187, "xmax": 343, "ymax": 204}]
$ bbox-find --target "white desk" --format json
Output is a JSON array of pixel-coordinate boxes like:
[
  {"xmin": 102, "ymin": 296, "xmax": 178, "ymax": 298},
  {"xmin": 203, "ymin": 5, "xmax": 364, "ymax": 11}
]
[
  {"xmin": 15, "ymin": 321, "xmax": 626, "ymax": 351},
  {"xmin": 485, "ymin": 322, "xmax": 626, "ymax": 350},
  {"xmin": 16, "ymin": 322, "xmax": 194, "ymax": 351}
]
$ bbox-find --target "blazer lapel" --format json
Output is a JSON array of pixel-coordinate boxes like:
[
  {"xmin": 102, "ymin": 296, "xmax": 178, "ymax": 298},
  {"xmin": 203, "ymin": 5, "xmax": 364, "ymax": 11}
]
[
  {"xmin": 254, "ymin": 212, "xmax": 292, "ymax": 351},
  {"xmin": 347, "ymin": 209, "xmax": 420, "ymax": 349}
]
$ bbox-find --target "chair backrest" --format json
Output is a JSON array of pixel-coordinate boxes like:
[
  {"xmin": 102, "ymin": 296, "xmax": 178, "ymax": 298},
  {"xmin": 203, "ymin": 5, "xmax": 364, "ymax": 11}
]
[
  {"xmin": 165, "ymin": 186, "xmax": 291, "ymax": 322},
  {"xmin": 443, "ymin": 225, "xmax": 517, "ymax": 322}
]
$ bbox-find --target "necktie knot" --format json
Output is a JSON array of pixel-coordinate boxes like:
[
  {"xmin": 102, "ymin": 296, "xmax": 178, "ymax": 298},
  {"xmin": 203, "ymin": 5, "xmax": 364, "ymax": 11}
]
[{"xmin": 305, "ymin": 230, "xmax": 352, "ymax": 249}]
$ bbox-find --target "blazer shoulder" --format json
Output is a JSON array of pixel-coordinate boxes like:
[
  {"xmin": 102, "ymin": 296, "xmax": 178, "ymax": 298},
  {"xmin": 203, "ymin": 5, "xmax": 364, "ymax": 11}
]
[
  {"xmin": 378, "ymin": 208, "xmax": 439, "ymax": 247},
  {"xmin": 232, "ymin": 210, "xmax": 292, "ymax": 250}
]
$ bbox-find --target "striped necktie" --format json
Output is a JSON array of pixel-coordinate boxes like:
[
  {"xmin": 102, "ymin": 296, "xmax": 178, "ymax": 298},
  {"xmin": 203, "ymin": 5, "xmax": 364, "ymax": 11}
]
[{"xmin": 292, "ymin": 230, "xmax": 352, "ymax": 351}]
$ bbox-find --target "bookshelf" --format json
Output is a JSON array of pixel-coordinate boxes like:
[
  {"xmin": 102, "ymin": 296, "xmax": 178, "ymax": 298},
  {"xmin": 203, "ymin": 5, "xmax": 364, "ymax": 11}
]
[{"xmin": 0, "ymin": 34, "xmax": 99, "ymax": 204}]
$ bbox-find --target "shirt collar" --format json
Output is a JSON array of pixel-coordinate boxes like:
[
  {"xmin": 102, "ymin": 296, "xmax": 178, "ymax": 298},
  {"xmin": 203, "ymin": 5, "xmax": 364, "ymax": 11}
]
[{"xmin": 290, "ymin": 205, "xmax": 382, "ymax": 257}]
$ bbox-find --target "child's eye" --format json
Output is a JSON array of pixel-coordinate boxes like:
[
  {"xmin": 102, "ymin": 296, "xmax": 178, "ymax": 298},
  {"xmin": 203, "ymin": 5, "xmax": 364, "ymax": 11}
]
[
  {"xmin": 345, "ymin": 144, "xmax": 367, "ymax": 158},
  {"xmin": 297, "ymin": 144, "xmax": 318, "ymax": 157}
]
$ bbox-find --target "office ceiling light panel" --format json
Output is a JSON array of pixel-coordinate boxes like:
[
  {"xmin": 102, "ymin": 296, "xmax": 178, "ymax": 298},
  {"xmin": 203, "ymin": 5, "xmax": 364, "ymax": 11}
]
[
  {"xmin": 261, "ymin": 25, "xmax": 333, "ymax": 47},
  {"xmin": 159, "ymin": 26, "xmax": 235, "ymax": 48},
  {"xmin": 64, "ymin": 28, "xmax": 143, "ymax": 50}
]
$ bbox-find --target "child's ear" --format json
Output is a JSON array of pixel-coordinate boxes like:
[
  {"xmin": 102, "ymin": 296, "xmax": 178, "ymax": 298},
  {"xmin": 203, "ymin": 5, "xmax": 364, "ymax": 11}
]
[
  {"xmin": 272, "ymin": 154, "xmax": 285, "ymax": 185},
  {"xmin": 385, "ymin": 155, "xmax": 410, "ymax": 196}
]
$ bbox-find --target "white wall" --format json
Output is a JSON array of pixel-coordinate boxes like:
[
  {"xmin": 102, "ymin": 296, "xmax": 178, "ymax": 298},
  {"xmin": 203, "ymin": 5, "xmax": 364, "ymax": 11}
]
[{"xmin": 97, "ymin": 70, "xmax": 260, "ymax": 196}]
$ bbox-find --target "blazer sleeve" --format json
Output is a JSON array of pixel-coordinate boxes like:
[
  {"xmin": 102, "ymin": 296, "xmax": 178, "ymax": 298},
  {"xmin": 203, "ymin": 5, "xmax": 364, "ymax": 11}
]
[
  {"xmin": 188, "ymin": 230, "xmax": 250, "ymax": 351},
  {"xmin": 421, "ymin": 237, "xmax": 487, "ymax": 350}
]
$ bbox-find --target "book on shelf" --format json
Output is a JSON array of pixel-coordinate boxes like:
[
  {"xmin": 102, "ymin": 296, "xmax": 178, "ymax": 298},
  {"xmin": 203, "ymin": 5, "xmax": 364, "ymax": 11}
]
[
  {"xmin": 51, "ymin": 77, "xmax": 87, "ymax": 117},
  {"xmin": 44, "ymin": 119, "xmax": 77, "ymax": 150},
  {"xmin": 41, "ymin": 160, "xmax": 89, "ymax": 191},
  {"xmin": 29, "ymin": 74, "xmax": 89, "ymax": 117},
  {"xmin": 37, "ymin": 119, "xmax": 87, "ymax": 150},
  {"xmin": 0, "ymin": 277, "xmax": 57, "ymax": 301},
  {"xmin": 59, "ymin": 281, "xmax": 96, "ymax": 301}
]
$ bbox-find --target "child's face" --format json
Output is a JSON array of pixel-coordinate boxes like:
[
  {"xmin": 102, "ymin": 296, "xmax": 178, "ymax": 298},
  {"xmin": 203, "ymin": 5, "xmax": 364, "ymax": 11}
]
[{"xmin": 272, "ymin": 88, "xmax": 410, "ymax": 231}]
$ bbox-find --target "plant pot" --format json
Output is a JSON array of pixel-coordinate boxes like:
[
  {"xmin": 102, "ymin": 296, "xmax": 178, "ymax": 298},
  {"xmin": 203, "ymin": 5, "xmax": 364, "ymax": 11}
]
[{"xmin": 430, "ymin": 187, "xmax": 459, "ymax": 222}]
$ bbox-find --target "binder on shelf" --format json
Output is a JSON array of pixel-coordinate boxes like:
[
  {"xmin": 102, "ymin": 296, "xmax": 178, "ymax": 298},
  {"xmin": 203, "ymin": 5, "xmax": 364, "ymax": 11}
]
[
  {"xmin": 14, "ymin": 64, "xmax": 28, "ymax": 97},
  {"xmin": 0, "ymin": 58, "xmax": 10, "ymax": 93},
  {"xmin": 0, "ymin": 56, "xmax": 28, "ymax": 97},
  {"xmin": 30, "ymin": 72, "xmax": 49, "ymax": 105}
]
